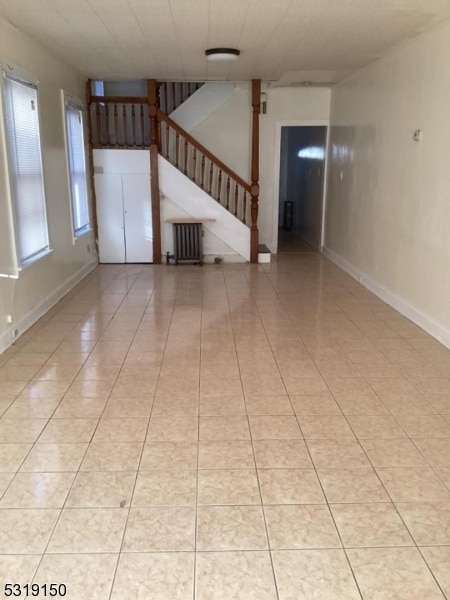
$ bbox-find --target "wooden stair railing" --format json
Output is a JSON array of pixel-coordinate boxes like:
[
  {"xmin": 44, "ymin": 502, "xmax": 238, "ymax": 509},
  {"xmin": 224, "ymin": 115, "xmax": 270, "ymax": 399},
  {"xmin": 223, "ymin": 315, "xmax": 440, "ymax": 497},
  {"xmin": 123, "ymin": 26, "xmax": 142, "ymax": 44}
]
[
  {"xmin": 89, "ymin": 96, "xmax": 150, "ymax": 149},
  {"xmin": 158, "ymin": 82, "xmax": 204, "ymax": 115},
  {"xmin": 89, "ymin": 82, "xmax": 203, "ymax": 149},
  {"xmin": 87, "ymin": 78, "xmax": 260, "ymax": 262},
  {"xmin": 157, "ymin": 110, "xmax": 251, "ymax": 225}
]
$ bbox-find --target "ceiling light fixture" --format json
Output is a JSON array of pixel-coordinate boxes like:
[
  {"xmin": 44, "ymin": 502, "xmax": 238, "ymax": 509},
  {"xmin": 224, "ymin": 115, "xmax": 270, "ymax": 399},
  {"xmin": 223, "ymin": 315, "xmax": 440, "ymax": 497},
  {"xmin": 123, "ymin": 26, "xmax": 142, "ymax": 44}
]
[{"xmin": 205, "ymin": 48, "xmax": 240, "ymax": 62}]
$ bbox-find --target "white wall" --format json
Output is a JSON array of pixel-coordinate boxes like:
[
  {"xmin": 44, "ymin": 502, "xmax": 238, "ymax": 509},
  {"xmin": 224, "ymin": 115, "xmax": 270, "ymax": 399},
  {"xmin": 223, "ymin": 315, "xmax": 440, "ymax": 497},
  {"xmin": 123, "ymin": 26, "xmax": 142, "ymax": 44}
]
[
  {"xmin": 92, "ymin": 148, "xmax": 249, "ymax": 263},
  {"xmin": 260, "ymin": 87, "xmax": 331, "ymax": 251},
  {"xmin": 170, "ymin": 82, "xmax": 236, "ymax": 133},
  {"xmin": 188, "ymin": 84, "xmax": 331, "ymax": 251},
  {"xmin": 189, "ymin": 83, "xmax": 252, "ymax": 183},
  {"xmin": 0, "ymin": 18, "xmax": 96, "ymax": 352},
  {"xmin": 325, "ymin": 19, "xmax": 450, "ymax": 346},
  {"xmin": 159, "ymin": 156, "xmax": 250, "ymax": 262}
]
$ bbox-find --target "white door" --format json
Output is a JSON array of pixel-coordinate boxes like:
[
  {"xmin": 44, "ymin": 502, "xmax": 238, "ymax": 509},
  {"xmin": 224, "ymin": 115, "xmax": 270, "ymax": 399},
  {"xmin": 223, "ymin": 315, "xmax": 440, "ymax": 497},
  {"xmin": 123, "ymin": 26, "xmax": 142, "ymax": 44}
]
[
  {"xmin": 122, "ymin": 173, "xmax": 153, "ymax": 263},
  {"xmin": 95, "ymin": 173, "xmax": 125, "ymax": 263}
]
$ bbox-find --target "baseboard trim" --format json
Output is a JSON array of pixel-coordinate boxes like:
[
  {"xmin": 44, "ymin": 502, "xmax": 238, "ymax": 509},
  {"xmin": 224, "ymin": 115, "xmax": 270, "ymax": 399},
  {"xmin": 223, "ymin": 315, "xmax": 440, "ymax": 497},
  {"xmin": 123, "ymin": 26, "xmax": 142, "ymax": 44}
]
[
  {"xmin": 0, "ymin": 258, "xmax": 98, "ymax": 355},
  {"xmin": 322, "ymin": 246, "xmax": 450, "ymax": 350}
]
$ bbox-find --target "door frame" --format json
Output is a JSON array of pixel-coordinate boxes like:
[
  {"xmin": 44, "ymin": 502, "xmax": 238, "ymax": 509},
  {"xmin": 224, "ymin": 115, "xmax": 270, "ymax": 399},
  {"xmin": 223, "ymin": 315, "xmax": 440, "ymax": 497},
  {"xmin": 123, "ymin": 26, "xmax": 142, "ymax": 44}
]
[{"xmin": 272, "ymin": 120, "xmax": 330, "ymax": 253}]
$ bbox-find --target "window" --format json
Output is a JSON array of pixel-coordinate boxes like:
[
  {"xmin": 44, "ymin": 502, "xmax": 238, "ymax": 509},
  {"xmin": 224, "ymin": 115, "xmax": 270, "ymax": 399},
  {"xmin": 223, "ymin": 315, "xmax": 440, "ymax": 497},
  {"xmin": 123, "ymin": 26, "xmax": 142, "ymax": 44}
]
[
  {"xmin": 64, "ymin": 100, "xmax": 90, "ymax": 236},
  {"xmin": 3, "ymin": 72, "xmax": 49, "ymax": 264},
  {"xmin": 92, "ymin": 80, "xmax": 104, "ymax": 96}
]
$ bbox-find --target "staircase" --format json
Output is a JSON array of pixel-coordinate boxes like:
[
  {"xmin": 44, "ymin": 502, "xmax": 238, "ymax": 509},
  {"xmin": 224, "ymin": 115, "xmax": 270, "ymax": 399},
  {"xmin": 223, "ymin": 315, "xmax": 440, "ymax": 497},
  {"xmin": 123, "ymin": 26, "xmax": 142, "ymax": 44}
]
[
  {"xmin": 158, "ymin": 81, "xmax": 203, "ymax": 115},
  {"xmin": 87, "ymin": 79, "xmax": 260, "ymax": 263},
  {"xmin": 159, "ymin": 157, "xmax": 251, "ymax": 262},
  {"xmin": 157, "ymin": 110, "xmax": 251, "ymax": 226}
]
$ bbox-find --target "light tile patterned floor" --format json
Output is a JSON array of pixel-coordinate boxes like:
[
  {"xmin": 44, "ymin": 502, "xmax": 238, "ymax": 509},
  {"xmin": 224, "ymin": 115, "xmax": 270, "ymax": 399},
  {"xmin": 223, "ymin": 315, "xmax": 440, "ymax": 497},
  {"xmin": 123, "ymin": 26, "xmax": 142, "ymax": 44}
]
[{"xmin": 0, "ymin": 254, "xmax": 450, "ymax": 598}]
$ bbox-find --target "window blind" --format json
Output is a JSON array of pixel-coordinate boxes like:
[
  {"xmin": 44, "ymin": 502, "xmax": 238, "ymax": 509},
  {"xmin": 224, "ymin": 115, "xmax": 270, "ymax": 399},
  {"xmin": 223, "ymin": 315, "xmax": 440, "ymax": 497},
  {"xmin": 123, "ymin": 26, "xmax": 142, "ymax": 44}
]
[
  {"xmin": 65, "ymin": 102, "xmax": 89, "ymax": 235},
  {"xmin": 3, "ymin": 73, "xmax": 49, "ymax": 263}
]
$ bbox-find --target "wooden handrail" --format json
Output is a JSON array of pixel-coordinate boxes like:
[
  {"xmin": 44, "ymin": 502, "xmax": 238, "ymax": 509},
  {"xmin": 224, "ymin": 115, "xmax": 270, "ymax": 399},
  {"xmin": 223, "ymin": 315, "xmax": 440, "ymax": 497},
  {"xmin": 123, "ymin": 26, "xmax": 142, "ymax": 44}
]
[
  {"xmin": 90, "ymin": 95, "xmax": 147, "ymax": 104},
  {"xmin": 157, "ymin": 109, "xmax": 251, "ymax": 193}
]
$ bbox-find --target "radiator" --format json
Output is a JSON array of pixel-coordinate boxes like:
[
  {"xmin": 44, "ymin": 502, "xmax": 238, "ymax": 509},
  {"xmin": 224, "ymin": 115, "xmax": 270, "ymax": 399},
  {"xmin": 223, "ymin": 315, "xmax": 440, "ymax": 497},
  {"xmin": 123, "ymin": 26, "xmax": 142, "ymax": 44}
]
[{"xmin": 166, "ymin": 222, "xmax": 203, "ymax": 265}]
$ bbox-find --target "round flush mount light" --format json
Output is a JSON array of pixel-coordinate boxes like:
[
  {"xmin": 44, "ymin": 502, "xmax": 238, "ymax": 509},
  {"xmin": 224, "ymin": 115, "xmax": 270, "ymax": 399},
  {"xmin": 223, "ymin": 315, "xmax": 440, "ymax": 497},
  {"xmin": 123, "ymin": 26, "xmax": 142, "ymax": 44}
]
[{"xmin": 205, "ymin": 48, "xmax": 240, "ymax": 62}]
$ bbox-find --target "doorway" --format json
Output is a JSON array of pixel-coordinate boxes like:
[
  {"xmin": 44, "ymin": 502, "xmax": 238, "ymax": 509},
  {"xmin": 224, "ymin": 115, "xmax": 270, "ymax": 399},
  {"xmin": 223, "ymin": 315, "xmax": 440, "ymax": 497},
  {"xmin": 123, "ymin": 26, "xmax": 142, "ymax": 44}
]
[{"xmin": 277, "ymin": 125, "xmax": 327, "ymax": 252}]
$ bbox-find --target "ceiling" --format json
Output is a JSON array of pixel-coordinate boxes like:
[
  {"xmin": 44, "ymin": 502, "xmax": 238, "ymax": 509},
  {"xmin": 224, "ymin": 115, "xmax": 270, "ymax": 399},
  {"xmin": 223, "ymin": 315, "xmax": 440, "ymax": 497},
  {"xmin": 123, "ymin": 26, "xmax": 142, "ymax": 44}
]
[{"xmin": 1, "ymin": 0, "xmax": 450, "ymax": 84}]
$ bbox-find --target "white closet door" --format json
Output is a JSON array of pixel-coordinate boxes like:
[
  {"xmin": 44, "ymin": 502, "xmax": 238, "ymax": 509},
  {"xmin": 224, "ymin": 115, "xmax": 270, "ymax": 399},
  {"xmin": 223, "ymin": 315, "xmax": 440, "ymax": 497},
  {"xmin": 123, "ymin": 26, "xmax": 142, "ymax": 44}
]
[
  {"xmin": 122, "ymin": 173, "xmax": 153, "ymax": 263},
  {"xmin": 95, "ymin": 173, "xmax": 125, "ymax": 263}
]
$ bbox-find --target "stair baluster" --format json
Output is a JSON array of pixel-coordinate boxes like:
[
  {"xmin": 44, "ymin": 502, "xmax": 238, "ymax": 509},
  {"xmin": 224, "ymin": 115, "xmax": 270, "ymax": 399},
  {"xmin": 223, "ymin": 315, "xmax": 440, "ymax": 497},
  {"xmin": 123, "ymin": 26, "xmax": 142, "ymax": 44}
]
[
  {"xmin": 122, "ymin": 104, "xmax": 128, "ymax": 147},
  {"xmin": 95, "ymin": 104, "xmax": 101, "ymax": 148},
  {"xmin": 103, "ymin": 104, "xmax": 110, "ymax": 147},
  {"xmin": 192, "ymin": 148, "xmax": 197, "ymax": 182},
  {"xmin": 112, "ymin": 104, "xmax": 118, "ymax": 147},
  {"xmin": 175, "ymin": 132, "xmax": 180, "ymax": 168},
  {"xmin": 139, "ymin": 104, "xmax": 145, "ymax": 147},
  {"xmin": 165, "ymin": 122, "xmax": 170, "ymax": 159},
  {"xmin": 208, "ymin": 162, "xmax": 213, "ymax": 195},
  {"xmin": 201, "ymin": 156, "xmax": 206, "ymax": 189},
  {"xmin": 217, "ymin": 169, "xmax": 222, "ymax": 204},
  {"xmin": 183, "ymin": 139, "xmax": 188, "ymax": 175},
  {"xmin": 131, "ymin": 105, "xmax": 136, "ymax": 147}
]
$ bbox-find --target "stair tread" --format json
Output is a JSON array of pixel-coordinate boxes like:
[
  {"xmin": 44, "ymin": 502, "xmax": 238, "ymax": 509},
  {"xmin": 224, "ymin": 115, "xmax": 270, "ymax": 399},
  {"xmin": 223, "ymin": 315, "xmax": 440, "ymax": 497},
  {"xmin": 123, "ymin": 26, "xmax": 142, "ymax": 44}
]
[
  {"xmin": 166, "ymin": 218, "xmax": 215, "ymax": 223},
  {"xmin": 258, "ymin": 244, "xmax": 270, "ymax": 253}
]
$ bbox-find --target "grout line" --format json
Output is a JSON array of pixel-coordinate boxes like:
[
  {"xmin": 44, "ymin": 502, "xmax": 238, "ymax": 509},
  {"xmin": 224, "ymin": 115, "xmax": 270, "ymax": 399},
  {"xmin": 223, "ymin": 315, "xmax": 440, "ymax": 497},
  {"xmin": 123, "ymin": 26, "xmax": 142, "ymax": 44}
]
[
  {"xmin": 294, "ymin": 413, "xmax": 364, "ymax": 599},
  {"xmin": 245, "ymin": 258, "xmax": 366, "ymax": 597},
  {"xmin": 191, "ymin": 271, "xmax": 209, "ymax": 600},
  {"xmin": 107, "ymin": 269, "xmax": 175, "ymax": 600},
  {"xmin": 1, "ymin": 259, "xmax": 450, "ymax": 596},
  {"xmin": 26, "ymin": 271, "xmax": 129, "ymax": 583},
  {"xmin": 337, "ymin": 411, "xmax": 449, "ymax": 598},
  {"xmin": 224, "ymin": 263, "xmax": 281, "ymax": 600},
  {"xmin": 0, "ymin": 290, "xmax": 114, "ymax": 569}
]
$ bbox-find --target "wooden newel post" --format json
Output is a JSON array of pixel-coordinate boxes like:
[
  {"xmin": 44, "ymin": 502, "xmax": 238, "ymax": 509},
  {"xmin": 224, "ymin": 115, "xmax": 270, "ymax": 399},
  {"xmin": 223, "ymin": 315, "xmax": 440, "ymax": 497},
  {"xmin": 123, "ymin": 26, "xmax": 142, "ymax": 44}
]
[
  {"xmin": 250, "ymin": 79, "xmax": 261, "ymax": 264},
  {"xmin": 148, "ymin": 79, "xmax": 162, "ymax": 264}
]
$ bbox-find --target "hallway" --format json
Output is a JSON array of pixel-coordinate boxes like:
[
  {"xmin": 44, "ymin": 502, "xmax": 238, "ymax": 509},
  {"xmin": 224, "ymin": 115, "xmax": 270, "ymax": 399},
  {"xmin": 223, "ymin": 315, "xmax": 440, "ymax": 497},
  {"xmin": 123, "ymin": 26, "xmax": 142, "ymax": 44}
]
[
  {"xmin": 277, "ymin": 230, "xmax": 316, "ymax": 253},
  {"xmin": 0, "ymin": 254, "xmax": 450, "ymax": 599}
]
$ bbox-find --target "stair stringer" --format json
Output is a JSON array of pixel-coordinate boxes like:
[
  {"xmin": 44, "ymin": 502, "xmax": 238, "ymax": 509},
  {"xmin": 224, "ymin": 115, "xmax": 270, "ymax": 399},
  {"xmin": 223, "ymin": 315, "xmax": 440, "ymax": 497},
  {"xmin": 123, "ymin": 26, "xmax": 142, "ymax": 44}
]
[
  {"xmin": 169, "ymin": 83, "xmax": 236, "ymax": 133},
  {"xmin": 158, "ymin": 156, "xmax": 250, "ymax": 262}
]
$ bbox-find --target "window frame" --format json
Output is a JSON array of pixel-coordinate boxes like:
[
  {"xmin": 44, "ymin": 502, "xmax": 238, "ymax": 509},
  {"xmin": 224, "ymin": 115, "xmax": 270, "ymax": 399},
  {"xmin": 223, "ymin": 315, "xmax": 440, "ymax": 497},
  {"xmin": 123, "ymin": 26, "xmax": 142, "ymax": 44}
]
[
  {"xmin": 61, "ymin": 91, "xmax": 91, "ymax": 242},
  {"xmin": 1, "ymin": 61, "xmax": 51, "ymax": 268}
]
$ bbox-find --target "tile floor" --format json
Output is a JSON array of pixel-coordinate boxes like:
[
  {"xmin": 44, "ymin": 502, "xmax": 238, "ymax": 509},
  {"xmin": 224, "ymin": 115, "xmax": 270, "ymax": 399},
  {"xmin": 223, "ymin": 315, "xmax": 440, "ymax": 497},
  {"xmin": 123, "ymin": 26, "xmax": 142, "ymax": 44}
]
[{"xmin": 0, "ymin": 254, "xmax": 450, "ymax": 598}]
